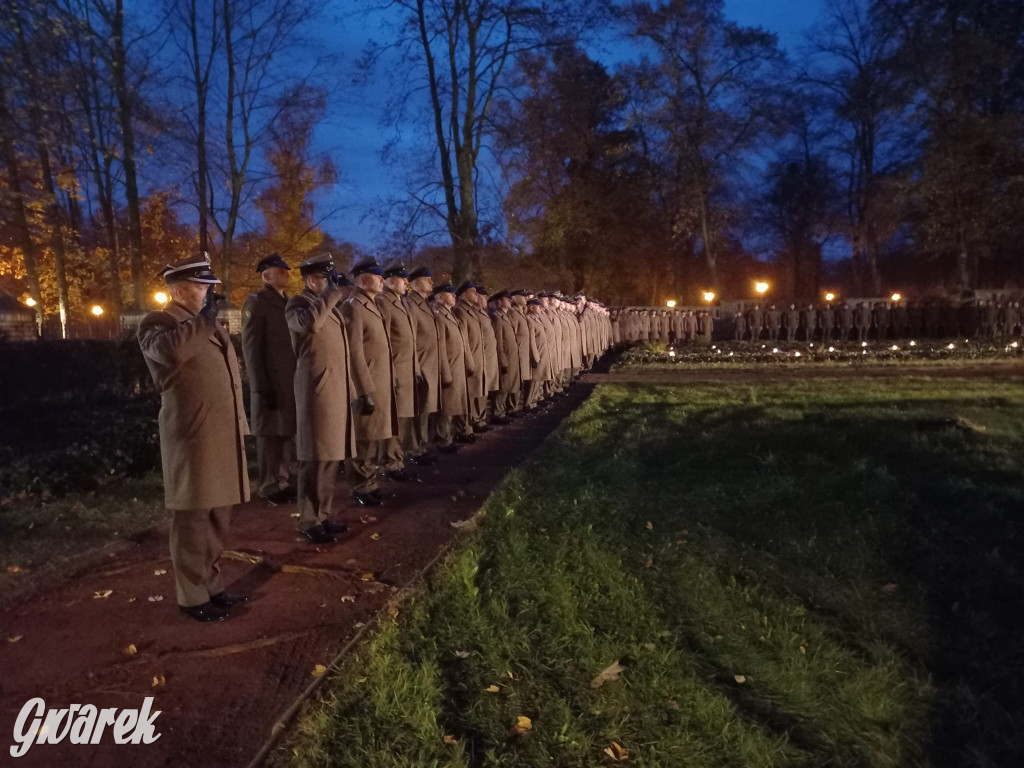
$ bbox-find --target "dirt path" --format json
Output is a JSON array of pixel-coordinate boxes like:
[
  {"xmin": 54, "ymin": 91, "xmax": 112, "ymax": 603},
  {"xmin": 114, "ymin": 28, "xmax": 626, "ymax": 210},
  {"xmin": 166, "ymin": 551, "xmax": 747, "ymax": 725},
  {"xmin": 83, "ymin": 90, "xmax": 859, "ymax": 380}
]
[
  {"xmin": 0, "ymin": 383, "xmax": 595, "ymax": 768},
  {"xmin": 594, "ymin": 362, "xmax": 1024, "ymax": 385}
]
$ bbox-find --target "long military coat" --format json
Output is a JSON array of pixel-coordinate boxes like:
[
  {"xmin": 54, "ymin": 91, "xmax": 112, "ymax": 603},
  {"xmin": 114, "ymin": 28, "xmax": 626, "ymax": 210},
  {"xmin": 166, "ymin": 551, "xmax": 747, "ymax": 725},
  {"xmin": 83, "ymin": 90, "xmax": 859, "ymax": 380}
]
[
  {"xmin": 286, "ymin": 287, "xmax": 355, "ymax": 462},
  {"xmin": 476, "ymin": 307, "xmax": 500, "ymax": 394},
  {"xmin": 405, "ymin": 291, "xmax": 442, "ymax": 415},
  {"xmin": 377, "ymin": 288, "xmax": 419, "ymax": 419},
  {"xmin": 510, "ymin": 306, "xmax": 534, "ymax": 381},
  {"xmin": 241, "ymin": 285, "xmax": 297, "ymax": 436},
  {"xmin": 342, "ymin": 289, "xmax": 398, "ymax": 441},
  {"xmin": 527, "ymin": 310, "xmax": 551, "ymax": 381},
  {"xmin": 139, "ymin": 302, "xmax": 250, "ymax": 510},
  {"xmin": 490, "ymin": 308, "xmax": 521, "ymax": 393},
  {"xmin": 453, "ymin": 302, "xmax": 484, "ymax": 398},
  {"xmin": 435, "ymin": 304, "xmax": 469, "ymax": 416}
]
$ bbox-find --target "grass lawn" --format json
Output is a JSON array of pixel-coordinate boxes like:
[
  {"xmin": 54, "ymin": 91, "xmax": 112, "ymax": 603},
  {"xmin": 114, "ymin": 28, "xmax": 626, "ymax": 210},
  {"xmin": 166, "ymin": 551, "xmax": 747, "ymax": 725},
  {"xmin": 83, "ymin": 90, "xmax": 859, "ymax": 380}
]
[{"xmin": 281, "ymin": 379, "xmax": 1020, "ymax": 766}]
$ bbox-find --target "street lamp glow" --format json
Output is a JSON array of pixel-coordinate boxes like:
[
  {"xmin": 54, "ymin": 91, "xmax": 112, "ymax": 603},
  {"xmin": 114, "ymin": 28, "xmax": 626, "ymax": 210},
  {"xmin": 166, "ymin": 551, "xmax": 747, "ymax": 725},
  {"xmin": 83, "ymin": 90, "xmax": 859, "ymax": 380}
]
[
  {"xmin": 702, "ymin": 291, "xmax": 716, "ymax": 303},
  {"xmin": 824, "ymin": 291, "xmax": 835, "ymax": 302},
  {"xmin": 890, "ymin": 292, "xmax": 902, "ymax": 302},
  {"xmin": 154, "ymin": 291, "xmax": 168, "ymax": 305},
  {"xmin": 91, "ymin": 305, "xmax": 104, "ymax": 316},
  {"xmin": 755, "ymin": 281, "xmax": 769, "ymax": 295},
  {"xmin": 24, "ymin": 297, "xmax": 37, "ymax": 307},
  {"xmin": 666, "ymin": 299, "xmax": 677, "ymax": 308}
]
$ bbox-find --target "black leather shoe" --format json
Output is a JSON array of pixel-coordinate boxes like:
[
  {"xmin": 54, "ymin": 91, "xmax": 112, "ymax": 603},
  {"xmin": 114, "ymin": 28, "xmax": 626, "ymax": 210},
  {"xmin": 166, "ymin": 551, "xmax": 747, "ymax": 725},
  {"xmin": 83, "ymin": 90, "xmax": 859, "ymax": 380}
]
[
  {"xmin": 408, "ymin": 454, "xmax": 436, "ymax": 466},
  {"xmin": 322, "ymin": 519, "xmax": 348, "ymax": 535},
  {"xmin": 350, "ymin": 491, "xmax": 382, "ymax": 507},
  {"xmin": 454, "ymin": 433, "xmax": 476, "ymax": 444},
  {"xmin": 263, "ymin": 486, "xmax": 296, "ymax": 504},
  {"xmin": 384, "ymin": 468, "xmax": 415, "ymax": 482},
  {"xmin": 301, "ymin": 523, "xmax": 337, "ymax": 544},
  {"xmin": 180, "ymin": 602, "xmax": 230, "ymax": 622},
  {"xmin": 438, "ymin": 444, "xmax": 460, "ymax": 454},
  {"xmin": 491, "ymin": 416, "xmax": 511, "ymax": 425},
  {"xmin": 474, "ymin": 425, "xmax": 490, "ymax": 434},
  {"xmin": 210, "ymin": 591, "xmax": 249, "ymax": 608}
]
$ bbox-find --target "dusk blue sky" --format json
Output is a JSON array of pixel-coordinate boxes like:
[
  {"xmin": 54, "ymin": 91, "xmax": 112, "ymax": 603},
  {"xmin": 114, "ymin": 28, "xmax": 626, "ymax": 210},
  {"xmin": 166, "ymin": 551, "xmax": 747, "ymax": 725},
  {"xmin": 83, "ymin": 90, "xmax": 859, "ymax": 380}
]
[{"xmin": 309, "ymin": 0, "xmax": 825, "ymax": 252}]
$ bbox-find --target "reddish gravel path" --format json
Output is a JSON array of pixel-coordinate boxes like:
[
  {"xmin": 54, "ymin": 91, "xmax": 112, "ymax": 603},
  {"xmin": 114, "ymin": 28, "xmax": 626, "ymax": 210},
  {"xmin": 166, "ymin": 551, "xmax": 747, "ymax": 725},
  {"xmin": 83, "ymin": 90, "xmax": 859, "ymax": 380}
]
[{"xmin": 0, "ymin": 382, "xmax": 594, "ymax": 768}]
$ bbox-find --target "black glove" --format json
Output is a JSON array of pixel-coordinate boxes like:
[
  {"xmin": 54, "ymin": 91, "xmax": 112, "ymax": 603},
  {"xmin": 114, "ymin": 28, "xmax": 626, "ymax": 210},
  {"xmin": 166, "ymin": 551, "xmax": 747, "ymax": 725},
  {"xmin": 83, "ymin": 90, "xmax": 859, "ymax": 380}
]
[
  {"xmin": 415, "ymin": 372, "xmax": 425, "ymax": 385},
  {"xmin": 352, "ymin": 394, "xmax": 376, "ymax": 416},
  {"xmin": 200, "ymin": 291, "xmax": 223, "ymax": 320},
  {"xmin": 442, "ymin": 380, "xmax": 452, "ymax": 389},
  {"xmin": 259, "ymin": 391, "xmax": 278, "ymax": 410}
]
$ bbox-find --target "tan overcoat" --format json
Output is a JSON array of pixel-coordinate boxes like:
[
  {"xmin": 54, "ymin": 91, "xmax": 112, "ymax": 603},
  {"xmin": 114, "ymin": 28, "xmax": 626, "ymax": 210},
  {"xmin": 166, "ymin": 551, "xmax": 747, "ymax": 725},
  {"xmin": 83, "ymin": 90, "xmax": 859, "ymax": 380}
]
[
  {"xmin": 509, "ymin": 306, "xmax": 534, "ymax": 381},
  {"xmin": 341, "ymin": 289, "xmax": 398, "ymax": 441},
  {"xmin": 138, "ymin": 302, "xmax": 250, "ymax": 510},
  {"xmin": 490, "ymin": 308, "xmax": 521, "ymax": 393},
  {"xmin": 476, "ymin": 307, "xmax": 499, "ymax": 394},
  {"xmin": 435, "ymin": 304, "xmax": 469, "ymax": 416},
  {"xmin": 405, "ymin": 291, "xmax": 442, "ymax": 415},
  {"xmin": 241, "ymin": 285, "xmax": 297, "ymax": 436},
  {"xmin": 377, "ymin": 288, "xmax": 419, "ymax": 419},
  {"xmin": 453, "ymin": 302, "xmax": 484, "ymax": 398},
  {"xmin": 286, "ymin": 287, "xmax": 356, "ymax": 462}
]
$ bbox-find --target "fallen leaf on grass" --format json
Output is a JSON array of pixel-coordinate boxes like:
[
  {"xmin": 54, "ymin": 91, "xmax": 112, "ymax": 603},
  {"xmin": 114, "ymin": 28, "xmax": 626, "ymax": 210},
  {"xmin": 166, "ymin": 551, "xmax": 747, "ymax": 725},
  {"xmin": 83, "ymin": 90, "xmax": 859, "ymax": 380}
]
[
  {"xmin": 734, "ymin": 675, "xmax": 747, "ymax": 684},
  {"xmin": 881, "ymin": 583, "xmax": 898, "ymax": 593},
  {"xmin": 387, "ymin": 605, "xmax": 399, "ymax": 620},
  {"xmin": 604, "ymin": 741, "xmax": 629, "ymax": 761},
  {"xmin": 646, "ymin": 521, "xmax": 653, "ymax": 530},
  {"xmin": 443, "ymin": 734, "xmax": 457, "ymax": 745},
  {"xmin": 642, "ymin": 643, "xmax": 656, "ymax": 652},
  {"xmin": 665, "ymin": 699, "xmax": 679, "ymax": 710},
  {"xmin": 591, "ymin": 659, "xmax": 626, "ymax": 689},
  {"xmin": 511, "ymin": 715, "xmax": 532, "ymax": 735},
  {"xmin": 7, "ymin": 565, "xmax": 22, "ymax": 573},
  {"xmin": 506, "ymin": 670, "xmax": 514, "ymax": 679},
  {"xmin": 93, "ymin": 589, "xmax": 113, "ymax": 599},
  {"xmin": 485, "ymin": 685, "xmax": 500, "ymax": 693},
  {"xmin": 124, "ymin": 644, "xmax": 138, "ymax": 656},
  {"xmin": 369, "ymin": 533, "xmax": 380, "ymax": 541},
  {"xmin": 340, "ymin": 595, "xmax": 356, "ymax": 603},
  {"xmin": 148, "ymin": 595, "xmax": 164, "ymax": 602},
  {"xmin": 454, "ymin": 650, "xmax": 470, "ymax": 659},
  {"xmin": 359, "ymin": 515, "xmax": 377, "ymax": 524},
  {"xmin": 7, "ymin": 635, "xmax": 23, "ymax": 643},
  {"xmin": 360, "ymin": 572, "xmax": 375, "ymax": 581},
  {"xmin": 644, "ymin": 556, "xmax": 653, "ymax": 568},
  {"xmin": 311, "ymin": 664, "xmax": 328, "ymax": 678},
  {"xmin": 153, "ymin": 569, "xmax": 167, "ymax": 576},
  {"xmin": 799, "ymin": 640, "xmax": 808, "ymax": 655},
  {"xmin": 152, "ymin": 675, "xmax": 166, "ymax": 688}
]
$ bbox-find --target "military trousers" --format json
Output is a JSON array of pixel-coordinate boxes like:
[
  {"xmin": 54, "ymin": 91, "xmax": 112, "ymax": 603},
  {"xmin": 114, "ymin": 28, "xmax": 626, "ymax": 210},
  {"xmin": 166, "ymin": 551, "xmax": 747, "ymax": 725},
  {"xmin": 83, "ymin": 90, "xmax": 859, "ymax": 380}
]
[
  {"xmin": 380, "ymin": 417, "xmax": 413, "ymax": 471},
  {"xmin": 346, "ymin": 439, "xmax": 381, "ymax": 494},
  {"xmin": 435, "ymin": 412, "xmax": 458, "ymax": 446},
  {"xmin": 526, "ymin": 377, "xmax": 545, "ymax": 408},
  {"xmin": 256, "ymin": 435, "xmax": 292, "ymax": 498},
  {"xmin": 471, "ymin": 395, "xmax": 488, "ymax": 428},
  {"xmin": 296, "ymin": 460, "xmax": 341, "ymax": 531},
  {"xmin": 490, "ymin": 391, "xmax": 508, "ymax": 419},
  {"xmin": 169, "ymin": 506, "xmax": 231, "ymax": 607},
  {"xmin": 410, "ymin": 409, "xmax": 435, "ymax": 457}
]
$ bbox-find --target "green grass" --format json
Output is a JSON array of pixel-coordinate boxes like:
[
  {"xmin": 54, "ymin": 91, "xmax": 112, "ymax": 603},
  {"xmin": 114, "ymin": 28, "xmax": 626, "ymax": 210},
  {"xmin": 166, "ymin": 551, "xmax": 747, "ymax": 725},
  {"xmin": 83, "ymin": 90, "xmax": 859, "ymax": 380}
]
[{"xmin": 277, "ymin": 378, "xmax": 1024, "ymax": 767}]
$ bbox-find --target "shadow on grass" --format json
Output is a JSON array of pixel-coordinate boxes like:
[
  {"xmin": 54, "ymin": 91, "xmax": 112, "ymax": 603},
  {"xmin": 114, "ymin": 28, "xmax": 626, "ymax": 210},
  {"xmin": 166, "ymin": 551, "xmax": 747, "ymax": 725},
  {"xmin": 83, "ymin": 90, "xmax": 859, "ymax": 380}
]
[{"xmin": 554, "ymin": 388, "xmax": 1024, "ymax": 766}]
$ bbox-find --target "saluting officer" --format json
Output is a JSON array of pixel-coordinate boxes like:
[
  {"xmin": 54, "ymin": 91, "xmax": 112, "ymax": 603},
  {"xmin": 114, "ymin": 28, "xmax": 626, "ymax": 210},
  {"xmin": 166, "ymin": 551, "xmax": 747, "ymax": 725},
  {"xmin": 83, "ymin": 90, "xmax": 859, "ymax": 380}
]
[
  {"xmin": 139, "ymin": 256, "xmax": 249, "ymax": 623},
  {"xmin": 376, "ymin": 260, "xmax": 419, "ymax": 482},
  {"xmin": 286, "ymin": 253, "xmax": 355, "ymax": 544},
  {"xmin": 241, "ymin": 254, "xmax": 297, "ymax": 504},
  {"xmin": 342, "ymin": 257, "xmax": 398, "ymax": 507}
]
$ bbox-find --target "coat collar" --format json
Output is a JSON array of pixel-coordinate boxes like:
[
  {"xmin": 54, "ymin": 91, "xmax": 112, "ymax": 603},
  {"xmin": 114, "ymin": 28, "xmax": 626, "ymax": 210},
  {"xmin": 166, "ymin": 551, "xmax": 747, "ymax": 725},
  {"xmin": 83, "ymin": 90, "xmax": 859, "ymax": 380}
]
[
  {"xmin": 259, "ymin": 284, "xmax": 288, "ymax": 305},
  {"xmin": 352, "ymin": 288, "xmax": 384, "ymax": 318}
]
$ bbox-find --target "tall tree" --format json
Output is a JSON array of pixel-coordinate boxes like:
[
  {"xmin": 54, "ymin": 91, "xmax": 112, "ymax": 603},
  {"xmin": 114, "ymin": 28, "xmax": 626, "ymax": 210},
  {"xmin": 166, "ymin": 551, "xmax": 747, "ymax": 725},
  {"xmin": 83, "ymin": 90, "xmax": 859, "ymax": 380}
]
[{"xmin": 624, "ymin": 0, "xmax": 787, "ymax": 289}]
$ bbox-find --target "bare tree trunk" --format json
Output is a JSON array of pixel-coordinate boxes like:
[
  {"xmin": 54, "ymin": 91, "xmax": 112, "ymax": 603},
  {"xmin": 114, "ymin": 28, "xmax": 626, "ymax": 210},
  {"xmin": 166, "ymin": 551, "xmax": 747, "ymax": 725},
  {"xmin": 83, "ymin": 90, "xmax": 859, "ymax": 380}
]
[
  {"xmin": 0, "ymin": 80, "xmax": 42, "ymax": 327},
  {"xmin": 187, "ymin": 0, "xmax": 215, "ymax": 254},
  {"xmin": 109, "ymin": 0, "xmax": 145, "ymax": 309}
]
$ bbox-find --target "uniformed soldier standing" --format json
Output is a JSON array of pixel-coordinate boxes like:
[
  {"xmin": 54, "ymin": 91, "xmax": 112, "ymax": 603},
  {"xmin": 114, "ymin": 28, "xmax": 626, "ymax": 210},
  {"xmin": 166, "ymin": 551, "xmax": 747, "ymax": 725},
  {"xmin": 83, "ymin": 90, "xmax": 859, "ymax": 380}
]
[
  {"xmin": 405, "ymin": 266, "xmax": 442, "ymax": 464},
  {"xmin": 432, "ymin": 283, "xmax": 470, "ymax": 452},
  {"xmin": 488, "ymin": 290, "xmax": 520, "ymax": 422},
  {"xmin": 139, "ymin": 256, "xmax": 249, "ymax": 623},
  {"xmin": 508, "ymin": 290, "xmax": 534, "ymax": 414},
  {"xmin": 525, "ymin": 297, "xmax": 549, "ymax": 409},
  {"xmin": 376, "ymin": 261, "xmax": 419, "ymax": 482},
  {"xmin": 342, "ymin": 258, "xmax": 398, "ymax": 506},
  {"xmin": 784, "ymin": 304, "xmax": 799, "ymax": 341},
  {"xmin": 473, "ymin": 285, "xmax": 500, "ymax": 428},
  {"xmin": 286, "ymin": 254, "xmax": 355, "ymax": 543},
  {"xmin": 733, "ymin": 309, "xmax": 747, "ymax": 341},
  {"xmin": 452, "ymin": 282, "xmax": 484, "ymax": 441},
  {"xmin": 747, "ymin": 304, "xmax": 764, "ymax": 342},
  {"xmin": 241, "ymin": 254, "xmax": 297, "ymax": 504}
]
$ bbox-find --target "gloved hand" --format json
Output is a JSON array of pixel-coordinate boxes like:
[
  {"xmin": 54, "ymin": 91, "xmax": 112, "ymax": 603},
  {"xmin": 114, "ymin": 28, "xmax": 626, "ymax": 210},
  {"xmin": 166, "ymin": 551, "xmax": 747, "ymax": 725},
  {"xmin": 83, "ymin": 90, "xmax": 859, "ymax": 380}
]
[
  {"xmin": 351, "ymin": 393, "xmax": 376, "ymax": 416},
  {"xmin": 415, "ymin": 372, "xmax": 425, "ymax": 386},
  {"xmin": 441, "ymin": 379, "xmax": 452, "ymax": 389},
  {"xmin": 259, "ymin": 391, "xmax": 278, "ymax": 410},
  {"xmin": 200, "ymin": 291, "xmax": 222, "ymax": 320}
]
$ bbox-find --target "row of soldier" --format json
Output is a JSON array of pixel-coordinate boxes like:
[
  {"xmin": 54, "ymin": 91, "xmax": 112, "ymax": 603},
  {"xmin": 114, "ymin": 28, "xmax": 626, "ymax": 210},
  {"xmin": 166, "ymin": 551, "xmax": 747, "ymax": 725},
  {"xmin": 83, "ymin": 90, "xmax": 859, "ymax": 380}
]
[
  {"xmin": 138, "ymin": 253, "xmax": 611, "ymax": 622},
  {"xmin": 607, "ymin": 308, "xmax": 714, "ymax": 345},
  {"xmin": 729, "ymin": 301, "xmax": 1024, "ymax": 343}
]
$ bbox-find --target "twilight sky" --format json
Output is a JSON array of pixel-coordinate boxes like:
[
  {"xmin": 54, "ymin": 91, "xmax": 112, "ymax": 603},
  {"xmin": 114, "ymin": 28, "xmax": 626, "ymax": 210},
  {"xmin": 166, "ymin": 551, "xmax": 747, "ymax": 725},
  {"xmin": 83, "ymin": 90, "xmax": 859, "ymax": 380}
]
[{"xmin": 307, "ymin": 0, "xmax": 824, "ymax": 252}]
